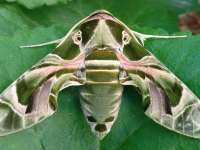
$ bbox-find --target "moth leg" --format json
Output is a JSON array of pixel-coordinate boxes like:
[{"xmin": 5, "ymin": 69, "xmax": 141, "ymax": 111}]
[
  {"xmin": 20, "ymin": 38, "xmax": 63, "ymax": 48},
  {"xmin": 132, "ymin": 30, "xmax": 187, "ymax": 45}
]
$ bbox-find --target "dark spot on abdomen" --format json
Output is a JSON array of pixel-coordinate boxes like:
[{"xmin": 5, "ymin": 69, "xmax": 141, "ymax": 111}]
[{"xmin": 95, "ymin": 124, "xmax": 107, "ymax": 132}]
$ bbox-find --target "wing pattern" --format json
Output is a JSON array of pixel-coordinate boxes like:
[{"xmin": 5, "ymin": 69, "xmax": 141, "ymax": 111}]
[
  {"xmin": 119, "ymin": 53, "xmax": 200, "ymax": 138},
  {"xmin": 0, "ymin": 53, "xmax": 85, "ymax": 135}
]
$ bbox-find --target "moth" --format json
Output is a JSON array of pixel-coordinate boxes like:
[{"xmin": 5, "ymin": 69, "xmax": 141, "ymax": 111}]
[{"xmin": 0, "ymin": 10, "xmax": 200, "ymax": 140}]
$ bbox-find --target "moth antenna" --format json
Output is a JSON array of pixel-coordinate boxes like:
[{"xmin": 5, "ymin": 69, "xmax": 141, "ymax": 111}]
[
  {"xmin": 132, "ymin": 30, "xmax": 187, "ymax": 45},
  {"xmin": 20, "ymin": 38, "xmax": 63, "ymax": 48}
]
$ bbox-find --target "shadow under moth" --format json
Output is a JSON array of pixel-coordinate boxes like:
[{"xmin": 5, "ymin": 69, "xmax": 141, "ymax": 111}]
[{"xmin": 0, "ymin": 10, "xmax": 199, "ymax": 140}]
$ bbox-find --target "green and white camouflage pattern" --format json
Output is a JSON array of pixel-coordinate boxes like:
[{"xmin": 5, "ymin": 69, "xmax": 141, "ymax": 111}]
[{"xmin": 0, "ymin": 10, "xmax": 200, "ymax": 140}]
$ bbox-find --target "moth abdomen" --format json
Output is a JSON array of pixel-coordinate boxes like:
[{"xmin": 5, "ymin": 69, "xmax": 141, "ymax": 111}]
[{"xmin": 80, "ymin": 84, "xmax": 123, "ymax": 139}]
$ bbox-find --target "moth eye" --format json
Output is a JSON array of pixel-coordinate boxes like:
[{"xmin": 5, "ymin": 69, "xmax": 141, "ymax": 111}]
[
  {"xmin": 122, "ymin": 30, "xmax": 131, "ymax": 45},
  {"xmin": 72, "ymin": 30, "xmax": 82, "ymax": 45},
  {"xmin": 104, "ymin": 116, "xmax": 115, "ymax": 122},
  {"xmin": 87, "ymin": 116, "xmax": 97, "ymax": 122}
]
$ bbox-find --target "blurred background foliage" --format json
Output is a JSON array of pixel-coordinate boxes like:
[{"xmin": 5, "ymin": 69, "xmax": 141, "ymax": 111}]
[{"xmin": 0, "ymin": 0, "xmax": 200, "ymax": 150}]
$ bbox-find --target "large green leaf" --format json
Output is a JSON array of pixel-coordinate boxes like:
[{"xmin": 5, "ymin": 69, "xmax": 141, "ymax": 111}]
[
  {"xmin": 0, "ymin": 0, "xmax": 200, "ymax": 150},
  {"xmin": 5, "ymin": 0, "xmax": 72, "ymax": 9}
]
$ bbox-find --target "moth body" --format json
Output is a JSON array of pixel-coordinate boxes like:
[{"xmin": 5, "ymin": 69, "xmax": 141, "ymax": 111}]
[{"xmin": 80, "ymin": 50, "xmax": 123, "ymax": 139}]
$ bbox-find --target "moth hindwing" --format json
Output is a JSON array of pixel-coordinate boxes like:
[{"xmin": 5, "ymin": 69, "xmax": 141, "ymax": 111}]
[{"xmin": 1, "ymin": 10, "xmax": 199, "ymax": 140}]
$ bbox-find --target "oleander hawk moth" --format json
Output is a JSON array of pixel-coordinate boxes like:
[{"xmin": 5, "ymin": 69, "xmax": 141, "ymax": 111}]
[{"xmin": 0, "ymin": 10, "xmax": 199, "ymax": 140}]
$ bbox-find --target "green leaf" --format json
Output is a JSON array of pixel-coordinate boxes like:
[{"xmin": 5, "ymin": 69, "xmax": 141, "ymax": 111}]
[
  {"xmin": 0, "ymin": 0, "xmax": 200, "ymax": 150},
  {"xmin": 5, "ymin": 0, "xmax": 72, "ymax": 9}
]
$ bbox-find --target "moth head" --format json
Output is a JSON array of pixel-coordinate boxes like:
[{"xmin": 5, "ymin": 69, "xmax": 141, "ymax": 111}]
[
  {"xmin": 55, "ymin": 10, "xmax": 141, "ymax": 59},
  {"xmin": 86, "ymin": 115, "xmax": 116, "ymax": 140},
  {"xmin": 77, "ymin": 10, "xmax": 134, "ymax": 52}
]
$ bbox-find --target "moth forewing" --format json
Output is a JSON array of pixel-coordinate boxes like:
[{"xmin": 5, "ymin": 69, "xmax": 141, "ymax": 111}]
[
  {"xmin": 117, "ymin": 47, "xmax": 200, "ymax": 139},
  {"xmin": 0, "ymin": 52, "xmax": 85, "ymax": 136},
  {"xmin": 0, "ymin": 10, "xmax": 199, "ymax": 140}
]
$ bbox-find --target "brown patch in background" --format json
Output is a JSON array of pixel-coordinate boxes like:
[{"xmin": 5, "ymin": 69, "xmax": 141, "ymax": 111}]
[{"xmin": 179, "ymin": 11, "xmax": 200, "ymax": 35}]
